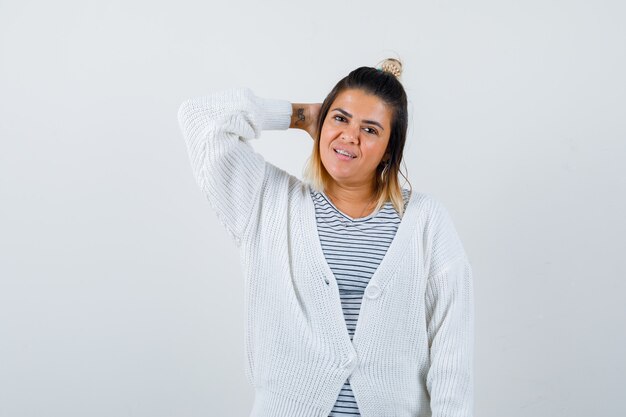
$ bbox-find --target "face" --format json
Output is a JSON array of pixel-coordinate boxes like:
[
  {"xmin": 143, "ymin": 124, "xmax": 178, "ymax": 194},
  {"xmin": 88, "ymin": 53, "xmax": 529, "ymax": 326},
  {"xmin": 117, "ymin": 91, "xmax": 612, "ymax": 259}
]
[{"xmin": 319, "ymin": 88, "xmax": 393, "ymax": 189}]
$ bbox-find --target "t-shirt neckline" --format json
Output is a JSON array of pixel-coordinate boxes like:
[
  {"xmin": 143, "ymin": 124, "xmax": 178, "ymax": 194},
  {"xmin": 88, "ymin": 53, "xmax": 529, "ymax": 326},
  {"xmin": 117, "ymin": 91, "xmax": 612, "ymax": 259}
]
[{"xmin": 318, "ymin": 190, "xmax": 383, "ymax": 222}]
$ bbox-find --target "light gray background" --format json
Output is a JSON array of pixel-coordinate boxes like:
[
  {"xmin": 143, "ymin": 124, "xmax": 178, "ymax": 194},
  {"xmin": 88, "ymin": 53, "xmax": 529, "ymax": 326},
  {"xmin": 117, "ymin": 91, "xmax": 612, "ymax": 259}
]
[{"xmin": 1, "ymin": 0, "xmax": 624, "ymax": 416}]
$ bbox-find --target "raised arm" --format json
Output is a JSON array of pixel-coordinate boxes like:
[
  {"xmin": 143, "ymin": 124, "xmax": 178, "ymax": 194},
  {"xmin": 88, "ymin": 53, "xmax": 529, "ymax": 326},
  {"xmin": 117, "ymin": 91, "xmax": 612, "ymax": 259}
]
[{"xmin": 177, "ymin": 87, "xmax": 292, "ymax": 246}]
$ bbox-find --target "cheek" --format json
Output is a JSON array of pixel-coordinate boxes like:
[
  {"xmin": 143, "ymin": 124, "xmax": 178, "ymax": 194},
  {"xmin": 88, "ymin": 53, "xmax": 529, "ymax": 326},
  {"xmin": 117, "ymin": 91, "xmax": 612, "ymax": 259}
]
[
  {"xmin": 319, "ymin": 127, "xmax": 334, "ymax": 149},
  {"xmin": 319, "ymin": 124, "xmax": 330, "ymax": 139}
]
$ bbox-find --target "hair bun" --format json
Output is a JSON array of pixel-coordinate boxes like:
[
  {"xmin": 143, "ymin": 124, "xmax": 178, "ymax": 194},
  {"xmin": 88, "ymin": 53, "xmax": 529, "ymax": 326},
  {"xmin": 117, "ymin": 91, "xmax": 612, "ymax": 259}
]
[{"xmin": 379, "ymin": 58, "xmax": 403, "ymax": 79}]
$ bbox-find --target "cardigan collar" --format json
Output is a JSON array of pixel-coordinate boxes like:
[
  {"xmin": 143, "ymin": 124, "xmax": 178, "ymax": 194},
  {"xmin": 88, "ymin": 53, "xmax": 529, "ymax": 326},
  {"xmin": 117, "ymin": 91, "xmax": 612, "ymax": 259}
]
[{"xmin": 301, "ymin": 186, "xmax": 422, "ymax": 293}]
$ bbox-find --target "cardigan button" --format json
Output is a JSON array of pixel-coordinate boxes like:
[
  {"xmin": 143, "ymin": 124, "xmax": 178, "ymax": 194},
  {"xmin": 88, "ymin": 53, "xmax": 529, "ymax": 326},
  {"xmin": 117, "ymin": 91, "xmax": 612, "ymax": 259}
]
[
  {"xmin": 365, "ymin": 283, "xmax": 382, "ymax": 299},
  {"xmin": 340, "ymin": 354, "xmax": 356, "ymax": 369}
]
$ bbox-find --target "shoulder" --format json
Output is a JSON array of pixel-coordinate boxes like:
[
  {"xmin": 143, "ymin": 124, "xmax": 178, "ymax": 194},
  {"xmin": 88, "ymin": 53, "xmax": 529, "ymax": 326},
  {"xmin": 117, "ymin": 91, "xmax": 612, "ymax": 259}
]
[
  {"xmin": 403, "ymin": 189, "xmax": 450, "ymax": 221},
  {"xmin": 262, "ymin": 162, "xmax": 309, "ymax": 203},
  {"xmin": 406, "ymin": 190, "xmax": 468, "ymax": 276}
]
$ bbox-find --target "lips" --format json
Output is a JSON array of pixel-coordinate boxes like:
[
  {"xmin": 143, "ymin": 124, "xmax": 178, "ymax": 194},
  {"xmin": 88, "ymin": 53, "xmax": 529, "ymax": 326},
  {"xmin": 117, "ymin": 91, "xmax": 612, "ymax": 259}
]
[{"xmin": 332, "ymin": 146, "xmax": 357, "ymax": 158}]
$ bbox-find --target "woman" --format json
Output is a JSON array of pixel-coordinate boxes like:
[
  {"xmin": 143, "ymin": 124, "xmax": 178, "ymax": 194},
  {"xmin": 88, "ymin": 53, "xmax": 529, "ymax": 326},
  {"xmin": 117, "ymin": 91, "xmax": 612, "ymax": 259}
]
[{"xmin": 178, "ymin": 59, "xmax": 474, "ymax": 417}]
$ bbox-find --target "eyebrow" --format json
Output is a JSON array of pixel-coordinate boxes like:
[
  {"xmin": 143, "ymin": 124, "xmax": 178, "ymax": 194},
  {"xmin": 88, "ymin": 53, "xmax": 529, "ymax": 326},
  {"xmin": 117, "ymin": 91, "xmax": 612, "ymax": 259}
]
[{"xmin": 331, "ymin": 107, "xmax": 385, "ymax": 131}]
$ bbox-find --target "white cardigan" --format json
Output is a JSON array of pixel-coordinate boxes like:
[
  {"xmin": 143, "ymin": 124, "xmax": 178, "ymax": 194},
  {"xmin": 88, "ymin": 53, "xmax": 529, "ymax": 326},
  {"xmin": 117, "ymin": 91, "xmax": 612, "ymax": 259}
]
[{"xmin": 177, "ymin": 88, "xmax": 474, "ymax": 417}]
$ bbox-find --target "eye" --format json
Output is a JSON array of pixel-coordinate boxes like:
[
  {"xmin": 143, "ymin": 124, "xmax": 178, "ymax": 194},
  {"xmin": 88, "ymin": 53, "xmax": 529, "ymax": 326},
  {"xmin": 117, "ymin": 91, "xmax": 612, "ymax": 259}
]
[
  {"xmin": 333, "ymin": 114, "xmax": 347, "ymax": 122},
  {"xmin": 363, "ymin": 126, "xmax": 379, "ymax": 135}
]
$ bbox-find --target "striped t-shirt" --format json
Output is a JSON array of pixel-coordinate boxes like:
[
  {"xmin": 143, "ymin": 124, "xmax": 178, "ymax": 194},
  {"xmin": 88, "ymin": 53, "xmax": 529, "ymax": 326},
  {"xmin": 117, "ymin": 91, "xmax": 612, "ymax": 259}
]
[{"xmin": 310, "ymin": 188, "xmax": 411, "ymax": 417}]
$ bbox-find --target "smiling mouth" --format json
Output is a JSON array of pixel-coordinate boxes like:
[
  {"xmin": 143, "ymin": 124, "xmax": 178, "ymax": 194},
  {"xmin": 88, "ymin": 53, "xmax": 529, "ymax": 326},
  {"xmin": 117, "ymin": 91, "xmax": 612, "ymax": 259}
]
[{"xmin": 333, "ymin": 148, "xmax": 356, "ymax": 159}]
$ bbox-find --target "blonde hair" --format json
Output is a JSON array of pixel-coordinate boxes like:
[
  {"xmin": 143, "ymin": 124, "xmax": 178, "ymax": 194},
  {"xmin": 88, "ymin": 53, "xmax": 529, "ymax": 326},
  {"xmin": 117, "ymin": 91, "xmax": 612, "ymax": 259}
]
[{"xmin": 302, "ymin": 59, "xmax": 412, "ymax": 217}]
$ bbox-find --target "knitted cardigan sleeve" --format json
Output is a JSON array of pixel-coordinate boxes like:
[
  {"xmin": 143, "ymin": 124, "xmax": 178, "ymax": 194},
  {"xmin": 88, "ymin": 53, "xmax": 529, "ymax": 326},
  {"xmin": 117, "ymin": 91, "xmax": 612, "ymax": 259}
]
[
  {"xmin": 424, "ymin": 201, "xmax": 475, "ymax": 417},
  {"xmin": 177, "ymin": 88, "xmax": 292, "ymax": 246}
]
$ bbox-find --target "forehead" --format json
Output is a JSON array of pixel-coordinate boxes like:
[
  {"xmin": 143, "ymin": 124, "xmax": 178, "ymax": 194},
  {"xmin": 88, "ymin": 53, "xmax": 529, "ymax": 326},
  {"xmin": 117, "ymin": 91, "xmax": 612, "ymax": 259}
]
[{"xmin": 330, "ymin": 89, "xmax": 392, "ymax": 127}]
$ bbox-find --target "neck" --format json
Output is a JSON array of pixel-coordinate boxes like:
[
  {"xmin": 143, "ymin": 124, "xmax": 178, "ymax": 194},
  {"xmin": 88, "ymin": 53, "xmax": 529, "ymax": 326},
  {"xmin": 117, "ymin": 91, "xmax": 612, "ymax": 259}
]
[{"xmin": 324, "ymin": 181, "xmax": 375, "ymax": 208}]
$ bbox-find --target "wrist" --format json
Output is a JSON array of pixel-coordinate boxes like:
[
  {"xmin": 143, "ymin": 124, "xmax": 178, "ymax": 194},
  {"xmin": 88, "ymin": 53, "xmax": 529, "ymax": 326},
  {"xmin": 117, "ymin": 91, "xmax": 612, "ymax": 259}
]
[{"xmin": 290, "ymin": 103, "xmax": 308, "ymax": 130}]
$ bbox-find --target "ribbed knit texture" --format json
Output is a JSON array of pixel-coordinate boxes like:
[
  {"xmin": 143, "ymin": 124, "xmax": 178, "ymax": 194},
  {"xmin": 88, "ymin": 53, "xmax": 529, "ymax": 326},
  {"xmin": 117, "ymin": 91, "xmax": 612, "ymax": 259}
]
[{"xmin": 178, "ymin": 87, "xmax": 474, "ymax": 417}]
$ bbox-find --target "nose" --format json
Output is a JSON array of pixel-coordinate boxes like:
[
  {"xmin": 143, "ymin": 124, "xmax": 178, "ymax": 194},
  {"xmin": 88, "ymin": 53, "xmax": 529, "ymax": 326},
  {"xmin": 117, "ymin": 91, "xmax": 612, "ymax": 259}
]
[{"xmin": 341, "ymin": 124, "xmax": 360, "ymax": 143}]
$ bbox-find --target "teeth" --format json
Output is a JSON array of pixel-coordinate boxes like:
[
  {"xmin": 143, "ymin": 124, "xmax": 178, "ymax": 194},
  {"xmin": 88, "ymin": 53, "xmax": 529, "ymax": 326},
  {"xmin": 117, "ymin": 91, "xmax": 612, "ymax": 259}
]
[{"xmin": 335, "ymin": 149, "xmax": 354, "ymax": 158}]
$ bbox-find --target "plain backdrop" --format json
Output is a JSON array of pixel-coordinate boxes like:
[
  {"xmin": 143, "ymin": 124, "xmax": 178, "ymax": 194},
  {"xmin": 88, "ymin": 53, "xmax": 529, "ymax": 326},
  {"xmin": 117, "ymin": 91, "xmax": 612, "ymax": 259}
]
[{"xmin": 1, "ymin": 0, "xmax": 625, "ymax": 416}]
